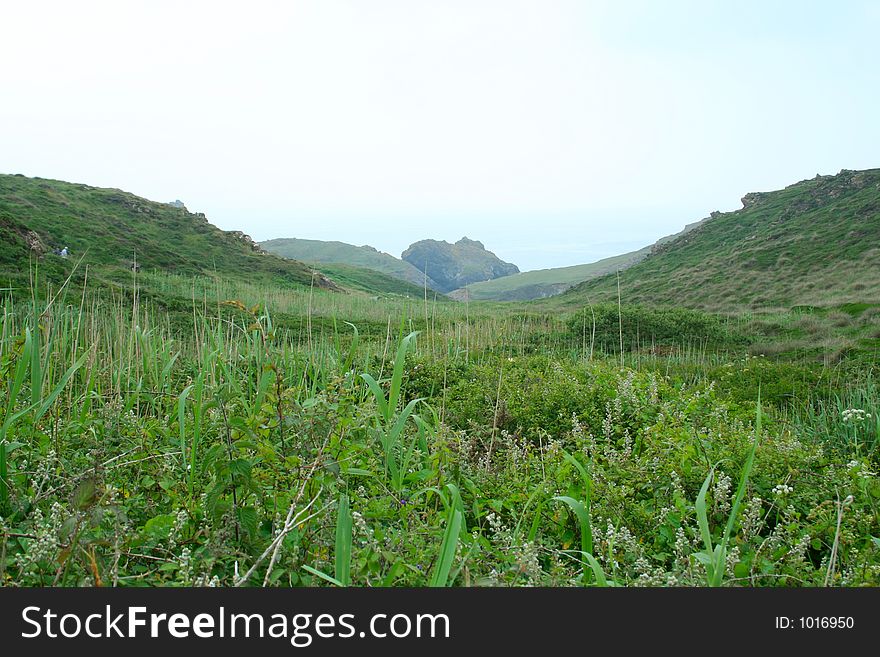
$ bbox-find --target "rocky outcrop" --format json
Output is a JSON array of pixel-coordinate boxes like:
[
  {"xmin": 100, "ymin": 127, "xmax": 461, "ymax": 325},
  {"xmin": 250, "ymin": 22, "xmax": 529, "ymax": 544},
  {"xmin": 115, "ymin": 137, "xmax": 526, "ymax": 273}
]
[
  {"xmin": 741, "ymin": 169, "xmax": 877, "ymax": 213},
  {"xmin": 740, "ymin": 192, "xmax": 766, "ymax": 209},
  {"xmin": 401, "ymin": 237, "xmax": 519, "ymax": 292},
  {"xmin": 228, "ymin": 230, "xmax": 266, "ymax": 253}
]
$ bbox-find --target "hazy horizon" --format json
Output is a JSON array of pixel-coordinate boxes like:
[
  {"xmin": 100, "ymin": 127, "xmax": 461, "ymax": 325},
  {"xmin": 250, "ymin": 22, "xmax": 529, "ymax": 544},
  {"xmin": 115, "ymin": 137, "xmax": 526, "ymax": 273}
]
[{"xmin": 2, "ymin": 1, "xmax": 878, "ymax": 271}]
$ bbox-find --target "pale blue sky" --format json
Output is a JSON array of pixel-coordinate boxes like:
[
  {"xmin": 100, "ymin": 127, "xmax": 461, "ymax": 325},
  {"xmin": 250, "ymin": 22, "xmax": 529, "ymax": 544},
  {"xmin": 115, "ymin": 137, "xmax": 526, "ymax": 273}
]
[{"xmin": 1, "ymin": 1, "xmax": 878, "ymax": 271}]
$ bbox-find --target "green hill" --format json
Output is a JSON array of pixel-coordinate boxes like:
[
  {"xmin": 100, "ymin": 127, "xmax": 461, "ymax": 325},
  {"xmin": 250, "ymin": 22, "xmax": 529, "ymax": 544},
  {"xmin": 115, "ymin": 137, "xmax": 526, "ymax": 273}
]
[
  {"xmin": 0, "ymin": 174, "xmax": 328, "ymax": 290},
  {"xmin": 261, "ymin": 237, "xmax": 441, "ymax": 291},
  {"xmin": 401, "ymin": 237, "xmax": 519, "ymax": 292},
  {"xmin": 557, "ymin": 168, "xmax": 880, "ymax": 312},
  {"xmin": 309, "ymin": 262, "xmax": 447, "ymax": 299},
  {"xmin": 455, "ymin": 248, "xmax": 651, "ymax": 300}
]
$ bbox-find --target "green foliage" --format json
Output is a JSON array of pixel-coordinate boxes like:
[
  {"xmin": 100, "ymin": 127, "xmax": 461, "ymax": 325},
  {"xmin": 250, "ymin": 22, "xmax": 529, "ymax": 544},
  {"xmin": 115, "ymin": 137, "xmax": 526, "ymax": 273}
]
[
  {"xmin": 335, "ymin": 494, "xmax": 352, "ymax": 586},
  {"xmin": 361, "ymin": 331, "xmax": 430, "ymax": 491},
  {"xmin": 694, "ymin": 399, "xmax": 761, "ymax": 586},
  {"xmin": 1, "ymin": 246, "xmax": 878, "ymax": 588},
  {"xmin": 565, "ymin": 303, "xmax": 746, "ymax": 352},
  {"xmin": 429, "ymin": 485, "xmax": 465, "ymax": 587},
  {"xmin": 552, "ymin": 451, "xmax": 595, "ymax": 584}
]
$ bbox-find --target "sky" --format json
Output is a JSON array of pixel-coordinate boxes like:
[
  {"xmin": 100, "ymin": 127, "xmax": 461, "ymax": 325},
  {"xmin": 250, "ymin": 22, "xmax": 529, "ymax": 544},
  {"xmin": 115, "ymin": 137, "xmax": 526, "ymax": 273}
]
[{"xmin": 1, "ymin": 1, "xmax": 878, "ymax": 272}]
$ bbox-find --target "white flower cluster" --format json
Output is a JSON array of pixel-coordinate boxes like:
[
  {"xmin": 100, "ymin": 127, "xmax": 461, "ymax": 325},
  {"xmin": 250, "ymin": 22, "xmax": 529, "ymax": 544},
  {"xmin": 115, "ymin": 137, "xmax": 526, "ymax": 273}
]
[
  {"xmin": 712, "ymin": 472, "xmax": 732, "ymax": 515},
  {"xmin": 514, "ymin": 540, "xmax": 542, "ymax": 586},
  {"xmin": 178, "ymin": 547, "xmax": 193, "ymax": 584},
  {"xmin": 786, "ymin": 534, "xmax": 811, "ymax": 568},
  {"xmin": 842, "ymin": 408, "xmax": 872, "ymax": 423},
  {"xmin": 772, "ymin": 483, "xmax": 794, "ymax": 497},
  {"xmin": 740, "ymin": 496, "xmax": 765, "ymax": 540},
  {"xmin": 485, "ymin": 511, "xmax": 510, "ymax": 546},
  {"xmin": 499, "ymin": 429, "xmax": 530, "ymax": 468},
  {"xmin": 15, "ymin": 503, "xmax": 66, "ymax": 574},
  {"xmin": 673, "ymin": 526, "xmax": 692, "ymax": 565},
  {"xmin": 168, "ymin": 508, "xmax": 189, "ymax": 548},
  {"xmin": 194, "ymin": 574, "xmax": 221, "ymax": 587},
  {"xmin": 602, "ymin": 403, "xmax": 615, "ymax": 440},
  {"xmin": 485, "ymin": 511, "xmax": 543, "ymax": 584},
  {"xmin": 351, "ymin": 509, "xmax": 380, "ymax": 552},
  {"xmin": 726, "ymin": 546, "xmax": 741, "ymax": 577},
  {"xmin": 846, "ymin": 460, "xmax": 877, "ymax": 479}
]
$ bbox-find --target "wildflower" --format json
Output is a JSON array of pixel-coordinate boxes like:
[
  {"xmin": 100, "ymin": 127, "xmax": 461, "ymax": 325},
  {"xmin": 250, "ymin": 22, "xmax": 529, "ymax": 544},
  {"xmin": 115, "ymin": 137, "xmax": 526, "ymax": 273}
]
[
  {"xmin": 787, "ymin": 534, "xmax": 810, "ymax": 568},
  {"xmin": 673, "ymin": 526, "xmax": 691, "ymax": 563},
  {"xmin": 514, "ymin": 541, "xmax": 542, "ymax": 585},
  {"xmin": 842, "ymin": 409, "xmax": 871, "ymax": 423},
  {"xmin": 168, "ymin": 508, "xmax": 189, "ymax": 547},
  {"xmin": 712, "ymin": 472, "xmax": 732, "ymax": 515},
  {"xmin": 772, "ymin": 483, "xmax": 793, "ymax": 497}
]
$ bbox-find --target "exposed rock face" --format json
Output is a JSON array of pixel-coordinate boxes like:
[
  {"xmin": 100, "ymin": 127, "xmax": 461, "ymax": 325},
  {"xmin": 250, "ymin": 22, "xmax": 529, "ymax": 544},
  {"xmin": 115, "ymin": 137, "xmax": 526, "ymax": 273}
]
[
  {"xmin": 168, "ymin": 200, "xmax": 187, "ymax": 210},
  {"xmin": 740, "ymin": 192, "xmax": 765, "ymax": 209},
  {"xmin": 741, "ymin": 169, "xmax": 876, "ymax": 212},
  {"xmin": 228, "ymin": 230, "xmax": 266, "ymax": 253},
  {"xmin": 401, "ymin": 237, "xmax": 519, "ymax": 292},
  {"xmin": 309, "ymin": 269, "xmax": 340, "ymax": 291}
]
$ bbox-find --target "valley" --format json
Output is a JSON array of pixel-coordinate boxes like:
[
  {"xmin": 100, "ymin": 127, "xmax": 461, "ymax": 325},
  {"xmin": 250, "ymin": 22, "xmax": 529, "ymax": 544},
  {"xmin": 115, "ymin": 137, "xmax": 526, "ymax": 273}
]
[{"xmin": 0, "ymin": 170, "xmax": 878, "ymax": 588}]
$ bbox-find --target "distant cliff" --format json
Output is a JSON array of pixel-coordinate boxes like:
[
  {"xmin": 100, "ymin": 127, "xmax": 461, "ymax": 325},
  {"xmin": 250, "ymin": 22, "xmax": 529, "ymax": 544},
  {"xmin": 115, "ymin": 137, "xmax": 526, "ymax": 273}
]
[{"xmin": 401, "ymin": 237, "xmax": 519, "ymax": 292}]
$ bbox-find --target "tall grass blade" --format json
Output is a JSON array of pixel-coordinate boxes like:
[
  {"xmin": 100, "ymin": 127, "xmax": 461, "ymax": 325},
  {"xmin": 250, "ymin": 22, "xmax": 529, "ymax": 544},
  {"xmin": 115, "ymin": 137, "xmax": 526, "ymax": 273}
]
[
  {"xmin": 335, "ymin": 494, "xmax": 352, "ymax": 586},
  {"xmin": 430, "ymin": 508, "xmax": 463, "ymax": 587}
]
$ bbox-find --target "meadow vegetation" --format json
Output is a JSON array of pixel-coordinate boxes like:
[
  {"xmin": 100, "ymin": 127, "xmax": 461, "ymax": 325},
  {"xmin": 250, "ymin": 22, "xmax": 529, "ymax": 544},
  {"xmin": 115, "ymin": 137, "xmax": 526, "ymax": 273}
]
[{"xmin": 1, "ymin": 266, "xmax": 877, "ymax": 587}]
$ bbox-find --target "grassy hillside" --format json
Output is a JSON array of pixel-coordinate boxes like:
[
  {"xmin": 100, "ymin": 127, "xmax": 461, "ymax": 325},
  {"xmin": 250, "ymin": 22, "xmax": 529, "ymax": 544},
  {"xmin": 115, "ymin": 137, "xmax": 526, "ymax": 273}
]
[
  {"xmin": 457, "ymin": 248, "xmax": 651, "ymax": 300},
  {"xmin": 261, "ymin": 237, "xmax": 440, "ymax": 290},
  {"xmin": 559, "ymin": 168, "xmax": 880, "ymax": 312},
  {"xmin": 310, "ymin": 262, "xmax": 446, "ymax": 299},
  {"xmin": 0, "ymin": 174, "xmax": 325, "ymax": 290}
]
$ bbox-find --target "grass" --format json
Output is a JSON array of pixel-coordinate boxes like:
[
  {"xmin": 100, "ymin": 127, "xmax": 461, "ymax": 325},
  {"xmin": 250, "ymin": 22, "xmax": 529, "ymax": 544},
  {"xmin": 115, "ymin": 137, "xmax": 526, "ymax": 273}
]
[
  {"xmin": 361, "ymin": 331, "xmax": 428, "ymax": 490},
  {"xmin": 553, "ymin": 451, "xmax": 594, "ymax": 584},
  {"xmin": 303, "ymin": 262, "xmax": 442, "ymax": 300},
  {"xmin": 0, "ymin": 170, "xmax": 878, "ymax": 587},
  {"xmin": 0, "ymin": 265, "xmax": 877, "ymax": 588}
]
